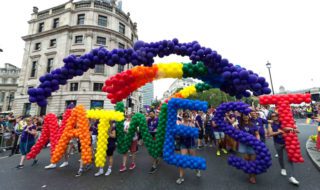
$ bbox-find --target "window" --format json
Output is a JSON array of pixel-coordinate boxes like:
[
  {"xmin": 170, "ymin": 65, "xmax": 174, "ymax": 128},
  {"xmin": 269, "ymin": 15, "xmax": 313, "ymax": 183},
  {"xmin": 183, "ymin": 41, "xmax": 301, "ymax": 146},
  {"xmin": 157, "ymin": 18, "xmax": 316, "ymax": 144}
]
[
  {"xmin": 53, "ymin": 18, "xmax": 59, "ymax": 28},
  {"xmin": 77, "ymin": 14, "xmax": 85, "ymax": 25},
  {"xmin": 38, "ymin": 22, "xmax": 44, "ymax": 33},
  {"xmin": 47, "ymin": 58, "xmax": 54, "ymax": 73},
  {"xmin": 131, "ymin": 33, "xmax": 134, "ymax": 41},
  {"xmin": 94, "ymin": 64, "xmax": 104, "ymax": 74},
  {"xmin": 90, "ymin": 100, "xmax": 104, "ymax": 109},
  {"xmin": 65, "ymin": 100, "xmax": 77, "ymax": 109},
  {"xmin": 93, "ymin": 83, "xmax": 103, "ymax": 91},
  {"xmin": 0, "ymin": 92, "xmax": 5, "ymax": 102},
  {"xmin": 98, "ymin": 15, "xmax": 107, "ymax": 27},
  {"xmin": 119, "ymin": 22, "xmax": 125, "ymax": 35},
  {"xmin": 34, "ymin": 43, "xmax": 41, "ymax": 51},
  {"xmin": 118, "ymin": 42, "xmax": 125, "ymax": 49},
  {"xmin": 75, "ymin": 35, "xmax": 83, "ymax": 44},
  {"xmin": 30, "ymin": 61, "xmax": 37, "ymax": 77},
  {"xmin": 118, "ymin": 65, "xmax": 124, "ymax": 73},
  {"xmin": 23, "ymin": 103, "xmax": 31, "ymax": 116},
  {"xmin": 96, "ymin": 36, "xmax": 106, "ymax": 45},
  {"xmin": 3, "ymin": 78, "xmax": 7, "ymax": 84},
  {"xmin": 70, "ymin": 83, "xmax": 78, "ymax": 91},
  {"xmin": 50, "ymin": 39, "xmax": 56, "ymax": 47}
]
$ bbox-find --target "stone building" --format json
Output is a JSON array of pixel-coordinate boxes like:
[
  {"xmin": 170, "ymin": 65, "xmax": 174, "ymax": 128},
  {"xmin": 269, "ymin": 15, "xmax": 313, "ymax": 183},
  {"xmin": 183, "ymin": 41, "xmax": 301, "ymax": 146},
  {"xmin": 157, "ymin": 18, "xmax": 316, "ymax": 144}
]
[
  {"xmin": 162, "ymin": 78, "xmax": 198, "ymax": 100},
  {"xmin": 0, "ymin": 63, "xmax": 21, "ymax": 112},
  {"xmin": 14, "ymin": 0, "xmax": 139, "ymax": 116}
]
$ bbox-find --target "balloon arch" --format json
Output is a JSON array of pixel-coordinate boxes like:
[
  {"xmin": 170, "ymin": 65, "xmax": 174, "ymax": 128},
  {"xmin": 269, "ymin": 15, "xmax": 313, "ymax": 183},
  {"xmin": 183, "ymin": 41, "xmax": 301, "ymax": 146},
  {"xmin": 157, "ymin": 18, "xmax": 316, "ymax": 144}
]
[{"xmin": 26, "ymin": 39, "xmax": 309, "ymax": 177}]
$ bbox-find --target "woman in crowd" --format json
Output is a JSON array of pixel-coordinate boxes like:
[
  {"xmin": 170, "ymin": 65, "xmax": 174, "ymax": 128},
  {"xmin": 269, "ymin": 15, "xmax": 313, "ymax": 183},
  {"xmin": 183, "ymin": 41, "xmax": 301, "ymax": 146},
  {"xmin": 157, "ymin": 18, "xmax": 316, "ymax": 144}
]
[
  {"xmin": 212, "ymin": 119, "xmax": 227, "ymax": 156},
  {"xmin": 95, "ymin": 121, "xmax": 117, "ymax": 176},
  {"xmin": 225, "ymin": 111, "xmax": 238, "ymax": 153},
  {"xmin": 147, "ymin": 111, "xmax": 160, "ymax": 174},
  {"xmin": 250, "ymin": 111, "xmax": 268, "ymax": 143},
  {"xmin": 267, "ymin": 112, "xmax": 300, "ymax": 185},
  {"xmin": 119, "ymin": 114, "xmax": 138, "ymax": 172},
  {"xmin": 10, "ymin": 116, "xmax": 24, "ymax": 156},
  {"xmin": 237, "ymin": 114, "xmax": 259, "ymax": 184},
  {"xmin": 176, "ymin": 112, "xmax": 201, "ymax": 185},
  {"xmin": 16, "ymin": 118, "xmax": 38, "ymax": 169}
]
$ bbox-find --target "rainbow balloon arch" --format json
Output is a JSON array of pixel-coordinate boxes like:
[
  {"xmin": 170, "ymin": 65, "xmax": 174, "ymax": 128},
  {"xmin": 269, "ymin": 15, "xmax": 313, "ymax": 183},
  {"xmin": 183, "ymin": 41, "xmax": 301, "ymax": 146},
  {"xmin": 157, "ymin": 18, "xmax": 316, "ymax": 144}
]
[{"xmin": 26, "ymin": 39, "xmax": 311, "ymax": 176}]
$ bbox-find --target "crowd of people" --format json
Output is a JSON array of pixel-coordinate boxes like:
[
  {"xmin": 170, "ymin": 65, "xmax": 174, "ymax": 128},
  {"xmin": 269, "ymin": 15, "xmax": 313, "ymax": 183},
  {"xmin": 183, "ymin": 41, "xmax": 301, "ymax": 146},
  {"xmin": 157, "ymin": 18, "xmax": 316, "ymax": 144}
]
[{"xmin": 0, "ymin": 103, "xmax": 319, "ymax": 185}]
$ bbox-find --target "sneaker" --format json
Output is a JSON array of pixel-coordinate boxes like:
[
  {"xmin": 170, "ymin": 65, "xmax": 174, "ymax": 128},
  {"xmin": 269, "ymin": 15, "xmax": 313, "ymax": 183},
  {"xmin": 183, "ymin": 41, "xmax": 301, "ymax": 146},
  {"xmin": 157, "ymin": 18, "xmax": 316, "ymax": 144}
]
[
  {"xmin": 105, "ymin": 168, "xmax": 112, "ymax": 176},
  {"xmin": 75, "ymin": 170, "xmax": 83, "ymax": 177},
  {"xmin": 275, "ymin": 154, "xmax": 278, "ymax": 158},
  {"xmin": 222, "ymin": 148, "xmax": 228, "ymax": 154},
  {"xmin": 149, "ymin": 166, "xmax": 157, "ymax": 174},
  {"xmin": 176, "ymin": 177, "xmax": 185, "ymax": 184},
  {"xmin": 59, "ymin": 162, "xmax": 69, "ymax": 168},
  {"xmin": 196, "ymin": 170, "xmax": 201, "ymax": 177},
  {"xmin": 119, "ymin": 165, "xmax": 127, "ymax": 172},
  {"xmin": 281, "ymin": 169, "xmax": 287, "ymax": 176},
  {"xmin": 16, "ymin": 165, "xmax": 24, "ymax": 169},
  {"xmin": 289, "ymin": 177, "xmax": 299, "ymax": 185},
  {"xmin": 216, "ymin": 150, "xmax": 221, "ymax": 156},
  {"xmin": 31, "ymin": 159, "xmax": 38, "ymax": 166},
  {"xmin": 129, "ymin": 163, "xmax": 136, "ymax": 170},
  {"xmin": 45, "ymin": 164, "xmax": 56, "ymax": 169},
  {"xmin": 94, "ymin": 169, "xmax": 104, "ymax": 177}
]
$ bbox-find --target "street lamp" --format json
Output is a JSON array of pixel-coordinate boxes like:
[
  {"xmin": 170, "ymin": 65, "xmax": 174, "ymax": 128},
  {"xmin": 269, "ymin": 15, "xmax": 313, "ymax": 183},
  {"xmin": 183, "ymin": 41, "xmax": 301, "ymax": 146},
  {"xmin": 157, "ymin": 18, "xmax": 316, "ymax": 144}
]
[{"xmin": 266, "ymin": 61, "xmax": 275, "ymax": 95}]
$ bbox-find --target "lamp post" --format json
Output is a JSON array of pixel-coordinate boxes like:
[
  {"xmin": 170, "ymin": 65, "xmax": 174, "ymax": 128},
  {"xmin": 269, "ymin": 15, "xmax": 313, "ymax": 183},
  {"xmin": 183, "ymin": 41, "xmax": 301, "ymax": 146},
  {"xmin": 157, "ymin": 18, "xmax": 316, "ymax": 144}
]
[{"xmin": 266, "ymin": 61, "xmax": 275, "ymax": 95}]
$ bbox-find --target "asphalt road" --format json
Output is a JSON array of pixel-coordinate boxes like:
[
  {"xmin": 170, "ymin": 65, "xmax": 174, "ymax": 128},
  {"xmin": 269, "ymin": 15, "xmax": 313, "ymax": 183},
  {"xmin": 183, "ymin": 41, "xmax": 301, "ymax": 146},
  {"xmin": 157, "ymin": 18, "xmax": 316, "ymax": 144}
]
[{"xmin": 0, "ymin": 119, "xmax": 319, "ymax": 190}]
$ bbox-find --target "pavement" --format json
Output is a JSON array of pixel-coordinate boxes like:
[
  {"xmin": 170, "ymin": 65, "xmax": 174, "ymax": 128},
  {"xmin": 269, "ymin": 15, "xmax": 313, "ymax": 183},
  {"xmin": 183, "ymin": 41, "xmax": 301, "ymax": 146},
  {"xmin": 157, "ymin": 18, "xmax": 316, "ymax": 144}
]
[
  {"xmin": 306, "ymin": 138, "xmax": 320, "ymax": 170},
  {"xmin": 0, "ymin": 119, "xmax": 319, "ymax": 190}
]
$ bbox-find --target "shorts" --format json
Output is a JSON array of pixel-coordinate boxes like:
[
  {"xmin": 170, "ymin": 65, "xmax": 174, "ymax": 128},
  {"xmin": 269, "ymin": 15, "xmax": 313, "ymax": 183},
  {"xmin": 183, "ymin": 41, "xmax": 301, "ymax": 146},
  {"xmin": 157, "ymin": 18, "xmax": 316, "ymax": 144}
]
[
  {"xmin": 238, "ymin": 143, "xmax": 255, "ymax": 155},
  {"xmin": 214, "ymin": 132, "xmax": 225, "ymax": 140},
  {"xmin": 19, "ymin": 140, "xmax": 35, "ymax": 155},
  {"xmin": 130, "ymin": 140, "xmax": 138, "ymax": 153},
  {"xmin": 107, "ymin": 145, "xmax": 116, "ymax": 156}
]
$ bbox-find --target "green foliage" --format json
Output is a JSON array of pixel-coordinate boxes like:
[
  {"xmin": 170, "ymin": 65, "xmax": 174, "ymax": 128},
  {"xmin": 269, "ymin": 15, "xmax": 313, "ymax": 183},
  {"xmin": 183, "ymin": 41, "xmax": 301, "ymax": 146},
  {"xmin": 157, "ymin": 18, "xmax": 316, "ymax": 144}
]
[{"xmin": 189, "ymin": 88, "xmax": 257, "ymax": 107}]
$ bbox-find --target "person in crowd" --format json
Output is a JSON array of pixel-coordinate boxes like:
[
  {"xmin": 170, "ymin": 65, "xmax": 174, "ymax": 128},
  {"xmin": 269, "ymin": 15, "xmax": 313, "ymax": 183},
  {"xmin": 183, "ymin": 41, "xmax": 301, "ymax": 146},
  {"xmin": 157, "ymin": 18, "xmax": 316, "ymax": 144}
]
[
  {"xmin": 10, "ymin": 116, "xmax": 24, "ymax": 156},
  {"xmin": 75, "ymin": 142, "xmax": 93, "ymax": 177},
  {"xmin": 267, "ymin": 112, "xmax": 300, "ymax": 185},
  {"xmin": 176, "ymin": 112, "xmax": 201, "ymax": 185},
  {"xmin": 147, "ymin": 111, "xmax": 160, "ymax": 174},
  {"xmin": 6, "ymin": 113, "xmax": 16, "ymax": 133},
  {"xmin": 237, "ymin": 113, "xmax": 259, "ymax": 184},
  {"xmin": 212, "ymin": 119, "xmax": 227, "ymax": 156},
  {"xmin": 95, "ymin": 121, "xmax": 117, "ymax": 176},
  {"xmin": 119, "ymin": 114, "xmax": 138, "ymax": 172},
  {"xmin": 251, "ymin": 111, "xmax": 268, "ymax": 143},
  {"xmin": 16, "ymin": 118, "xmax": 38, "ymax": 169},
  {"xmin": 90, "ymin": 119, "xmax": 98, "ymax": 149},
  {"xmin": 0, "ymin": 116, "xmax": 7, "ymax": 133},
  {"xmin": 225, "ymin": 111, "xmax": 238, "ymax": 153},
  {"xmin": 204, "ymin": 111, "xmax": 213, "ymax": 147},
  {"xmin": 195, "ymin": 111, "xmax": 204, "ymax": 149},
  {"xmin": 306, "ymin": 105, "xmax": 313, "ymax": 119}
]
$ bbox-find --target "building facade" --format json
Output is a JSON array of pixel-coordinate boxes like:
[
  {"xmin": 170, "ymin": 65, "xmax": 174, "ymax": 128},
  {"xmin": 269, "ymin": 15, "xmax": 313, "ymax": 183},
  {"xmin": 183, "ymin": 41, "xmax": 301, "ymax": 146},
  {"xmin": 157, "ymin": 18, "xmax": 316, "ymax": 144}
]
[
  {"xmin": 162, "ymin": 78, "xmax": 198, "ymax": 100},
  {"xmin": 141, "ymin": 82, "xmax": 154, "ymax": 107},
  {"xmin": 14, "ymin": 0, "xmax": 139, "ymax": 116},
  {"xmin": 0, "ymin": 63, "xmax": 21, "ymax": 112}
]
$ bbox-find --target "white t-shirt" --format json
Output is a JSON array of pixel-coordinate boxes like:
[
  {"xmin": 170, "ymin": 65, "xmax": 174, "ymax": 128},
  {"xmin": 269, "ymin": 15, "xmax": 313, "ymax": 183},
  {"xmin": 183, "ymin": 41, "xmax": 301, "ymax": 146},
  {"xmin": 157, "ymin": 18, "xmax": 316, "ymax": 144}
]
[{"xmin": 124, "ymin": 120, "xmax": 138, "ymax": 141}]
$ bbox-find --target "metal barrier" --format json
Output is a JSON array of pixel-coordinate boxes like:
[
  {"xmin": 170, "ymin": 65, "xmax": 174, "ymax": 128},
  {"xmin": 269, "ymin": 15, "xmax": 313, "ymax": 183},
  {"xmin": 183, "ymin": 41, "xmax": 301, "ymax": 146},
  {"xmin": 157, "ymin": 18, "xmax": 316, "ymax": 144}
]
[{"xmin": 0, "ymin": 132, "xmax": 14, "ymax": 152}]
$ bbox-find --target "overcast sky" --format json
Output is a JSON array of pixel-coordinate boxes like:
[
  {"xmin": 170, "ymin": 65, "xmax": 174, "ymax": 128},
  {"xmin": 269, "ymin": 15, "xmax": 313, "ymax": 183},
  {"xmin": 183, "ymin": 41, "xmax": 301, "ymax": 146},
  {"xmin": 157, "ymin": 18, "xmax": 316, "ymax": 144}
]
[{"xmin": 1, "ymin": 0, "xmax": 320, "ymax": 99}]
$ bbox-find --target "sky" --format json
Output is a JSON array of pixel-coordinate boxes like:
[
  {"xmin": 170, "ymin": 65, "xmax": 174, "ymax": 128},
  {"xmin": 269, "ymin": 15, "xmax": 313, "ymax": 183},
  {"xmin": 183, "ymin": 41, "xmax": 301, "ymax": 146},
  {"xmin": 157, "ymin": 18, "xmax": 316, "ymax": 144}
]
[{"xmin": 1, "ymin": 0, "xmax": 320, "ymax": 99}]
